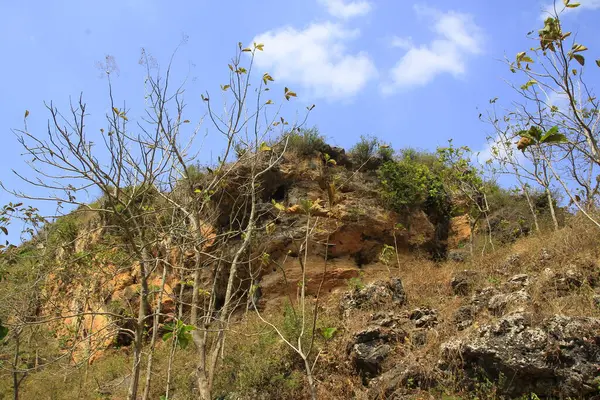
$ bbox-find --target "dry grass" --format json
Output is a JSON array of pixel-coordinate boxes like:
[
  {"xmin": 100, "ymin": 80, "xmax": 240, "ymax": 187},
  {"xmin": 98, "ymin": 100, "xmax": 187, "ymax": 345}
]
[{"xmin": 6, "ymin": 215, "xmax": 600, "ymax": 399}]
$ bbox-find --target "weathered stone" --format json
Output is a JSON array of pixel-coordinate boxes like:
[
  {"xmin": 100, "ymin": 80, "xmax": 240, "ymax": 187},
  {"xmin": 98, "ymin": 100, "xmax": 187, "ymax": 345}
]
[
  {"xmin": 453, "ymin": 305, "xmax": 475, "ymax": 330},
  {"xmin": 409, "ymin": 308, "xmax": 438, "ymax": 328},
  {"xmin": 368, "ymin": 358, "xmax": 437, "ymax": 399},
  {"xmin": 340, "ymin": 278, "xmax": 406, "ymax": 315},
  {"xmin": 447, "ymin": 249, "xmax": 468, "ymax": 263},
  {"xmin": 450, "ymin": 270, "xmax": 478, "ymax": 296},
  {"xmin": 487, "ymin": 289, "xmax": 529, "ymax": 316},
  {"xmin": 353, "ymin": 342, "xmax": 392, "ymax": 378},
  {"xmin": 441, "ymin": 312, "xmax": 600, "ymax": 398}
]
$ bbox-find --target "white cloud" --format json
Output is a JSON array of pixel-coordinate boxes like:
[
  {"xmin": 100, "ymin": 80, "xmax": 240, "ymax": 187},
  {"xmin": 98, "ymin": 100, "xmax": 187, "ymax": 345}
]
[
  {"xmin": 382, "ymin": 6, "xmax": 483, "ymax": 93},
  {"xmin": 540, "ymin": 0, "xmax": 600, "ymax": 20},
  {"xmin": 252, "ymin": 23, "xmax": 377, "ymax": 101},
  {"xmin": 390, "ymin": 36, "xmax": 413, "ymax": 49},
  {"xmin": 317, "ymin": 0, "xmax": 372, "ymax": 19}
]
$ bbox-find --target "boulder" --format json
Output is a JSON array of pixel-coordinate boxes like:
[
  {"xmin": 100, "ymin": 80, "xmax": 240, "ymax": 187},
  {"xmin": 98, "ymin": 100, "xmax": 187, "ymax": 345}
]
[
  {"xmin": 447, "ymin": 249, "xmax": 468, "ymax": 263},
  {"xmin": 351, "ymin": 326, "xmax": 394, "ymax": 379},
  {"xmin": 341, "ymin": 278, "xmax": 407, "ymax": 315},
  {"xmin": 450, "ymin": 270, "xmax": 478, "ymax": 296},
  {"xmin": 349, "ymin": 311, "xmax": 409, "ymax": 381},
  {"xmin": 442, "ymin": 312, "xmax": 600, "ymax": 398},
  {"xmin": 368, "ymin": 358, "xmax": 438, "ymax": 399},
  {"xmin": 409, "ymin": 308, "xmax": 438, "ymax": 329},
  {"xmin": 453, "ymin": 305, "xmax": 475, "ymax": 331}
]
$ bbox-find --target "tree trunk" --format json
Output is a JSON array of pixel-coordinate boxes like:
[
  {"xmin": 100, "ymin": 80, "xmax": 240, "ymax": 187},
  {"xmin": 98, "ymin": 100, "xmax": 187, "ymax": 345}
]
[
  {"xmin": 12, "ymin": 333, "xmax": 20, "ymax": 400},
  {"xmin": 197, "ymin": 372, "xmax": 212, "ymax": 400},
  {"xmin": 302, "ymin": 356, "xmax": 317, "ymax": 400},
  {"xmin": 468, "ymin": 218, "xmax": 476, "ymax": 257},
  {"xmin": 522, "ymin": 184, "xmax": 540, "ymax": 232},
  {"xmin": 545, "ymin": 188, "xmax": 559, "ymax": 231},
  {"xmin": 141, "ymin": 261, "xmax": 167, "ymax": 400},
  {"xmin": 127, "ymin": 259, "xmax": 150, "ymax": 400}
]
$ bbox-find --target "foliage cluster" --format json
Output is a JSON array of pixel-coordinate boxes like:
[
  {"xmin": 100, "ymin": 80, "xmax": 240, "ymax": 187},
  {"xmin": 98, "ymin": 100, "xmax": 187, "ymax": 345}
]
[
  {"xmin": 349, "ymin": 134, "xmax": 394, "ymax": 166},
  {"xmin": 378, "ymin": 151, "xmax": 448, "ymax": 215},
  {"xmin": 285, "ymin": 127, "xmax": 326, "ymax": 156}
]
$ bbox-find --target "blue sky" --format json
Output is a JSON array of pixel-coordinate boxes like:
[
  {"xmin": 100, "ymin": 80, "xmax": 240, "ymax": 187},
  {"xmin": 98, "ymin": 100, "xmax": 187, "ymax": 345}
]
[{"xmin": 1, "ymin": 0, "xmax": 599, "ymax": 239}]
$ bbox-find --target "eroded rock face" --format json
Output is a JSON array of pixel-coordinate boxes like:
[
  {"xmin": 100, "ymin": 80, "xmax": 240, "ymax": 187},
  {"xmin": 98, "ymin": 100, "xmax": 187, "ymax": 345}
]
[
  {"xmin": 442, "ymin": 312, "xmax": 600, "ymax": 398},
  {"xmin": 340, "ymin": 278, "xmax": 407, "ymax": 315},
  {"xmin": 452, "ymin": 274, "xmax": 530, "ymax": 329},
  {"xmin": 368, "ymin": 359, "xmax": 438, "ymax": 400},
  {"xmin": 349, "ymin": 315, "xmax": 408, "ymax": 381}
]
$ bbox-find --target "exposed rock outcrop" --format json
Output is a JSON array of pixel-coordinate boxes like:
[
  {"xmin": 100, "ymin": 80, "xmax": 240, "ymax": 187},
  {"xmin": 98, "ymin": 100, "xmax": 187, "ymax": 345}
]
[
  {"xmin": 442, "ymin": 312, "xmax": 600, "ymax": 398},
  {"xmin": 340, "ymin": 278, "xmax": 407, "ymax": 316}
]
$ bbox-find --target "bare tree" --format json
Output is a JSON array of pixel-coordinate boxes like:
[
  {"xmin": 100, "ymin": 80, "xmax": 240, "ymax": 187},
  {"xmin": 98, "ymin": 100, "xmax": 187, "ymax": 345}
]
[
  {"xmin": 7, "ymin": 55, "xmax": 175, "ymax": 399},
  {"xmin": 493, "ymin": 0, "xmax": 600, "ymax": 227},
  {"xmin": 251, "ymin": 200, "xmax": 331, "ymax": 400},
  {"xmin": 136, "ymin": 42, "xmax": 312, "ymax": 399}
]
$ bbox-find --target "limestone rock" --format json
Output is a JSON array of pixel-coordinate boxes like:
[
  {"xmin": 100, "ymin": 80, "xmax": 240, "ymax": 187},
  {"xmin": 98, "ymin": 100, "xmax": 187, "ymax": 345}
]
[{"xmin": 442, "ymin": 312, "xmax": 600, "ymax": 398}]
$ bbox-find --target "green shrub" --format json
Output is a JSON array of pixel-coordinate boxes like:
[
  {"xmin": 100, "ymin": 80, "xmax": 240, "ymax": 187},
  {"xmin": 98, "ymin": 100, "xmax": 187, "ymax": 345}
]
[
  {"xmin": 349, "ymin": 135, "xmax": 393, "ymax": 166},
  {"xmin": 379, "ymin": 159, "xmax": 436, "ymax": 212},
  {"xmin": 347, "ymin": 271, "xmax": 365, "ymax": 291},
  {"xmin": 400, "ymin": 148, "xmax": 439, "ymax": 169},
  {"xmin": 44, "ymin": 214, "xmax": 80, "ymax": 251},
  {"xmin": 214, "ymin": 313, "xmax": 302, "ymax": 399},
  {"xmin": 285, "ymin": 127, "xmax": 326, "ymax": 155},
  {"xmin": 378, "ymin": 145, "xmax": 394, "ymax": 162}
]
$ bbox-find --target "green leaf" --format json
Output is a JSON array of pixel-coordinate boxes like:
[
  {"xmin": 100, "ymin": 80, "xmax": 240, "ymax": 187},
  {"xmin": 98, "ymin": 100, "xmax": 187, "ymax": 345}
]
[
  {"xmin": 540, "ymin": 126, "xmax": 559, "ymax": 142},
  {"xmin": 241, "ymin": 47, "xmax": 252, "ymax": 52},
  {"xmin": 573, "ymin": 54, "xmax": 585, "ymax": 66},
  {"xmin": 595, "ymin": 60, "xmax": 600, "ymax": 67},
  {"xmin": 0, "ymin": 321, "xmax": 8, "ymax": 340},
  {"xmin": 0, "ymin": 227, "xmax": 7, "ymax": 235},
  {"xmin": 516, "ymin": 52, "xmax": 534, "ymax": 64},
  {"xmin": 262, "ymin": 73, "xmax": 274, "ymax": 85},
  {"xmin": 24, "ymin": 110, "xmax": 29, "ymax": 119},
  {"xmin": 321, "ymin": 327, "xmax": 338, "ymax": 340},
  {"xmin": 259, "ymin": 142, "xmax": 272, "ymax": 152},
  {"xmin": 572, "ymin": 44, "xmax": 588, "ymax": 53},
  {"xmin": 285, "ymin": 91, "xmax": 297, "ymax": 101},
  {"xmin": 271, "ymin": 199, "xmax": 286, "ymax": 212},
  {"xmin": 529, "ymin": 126, "xmax": 543, "ymax": 141},
  {"xmin": 521, "ymin": 79, "xmax": 538, "ymax": 90},
  {"xmin": 541, "ymin": 133, "xmax": 568, "ymax": 144},
  {"xmin": 221, "ymin": 84, "xmax": 230, "ymax": 91},
  {"xmin": 255, "ymin": 43, "xmax": 264, "ymax": 51},
  {"xmin": 265, "ymin": 99, "xmax": 273, "ymax": 105},
  {"xmin": 566, "ymin": 2, "xmax": 581, "ymax": 7}
]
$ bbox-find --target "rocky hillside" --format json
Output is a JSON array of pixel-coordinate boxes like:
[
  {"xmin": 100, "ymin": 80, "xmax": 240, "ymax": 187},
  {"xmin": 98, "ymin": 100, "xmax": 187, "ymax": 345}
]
[{"xmin": 1, "ymin": 140, "xmax": 597, "ymax": 400}]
